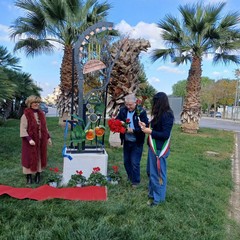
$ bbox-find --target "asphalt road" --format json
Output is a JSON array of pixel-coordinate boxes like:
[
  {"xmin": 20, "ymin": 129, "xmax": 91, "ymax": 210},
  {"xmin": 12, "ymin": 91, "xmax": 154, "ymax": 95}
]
[
  {"xmin": 199, "ymin": 117, "xmax": 240, "ymax": 132},
  {"xmin": 46, "ymin": 107, "xmax": 59, "ymax": 117}
]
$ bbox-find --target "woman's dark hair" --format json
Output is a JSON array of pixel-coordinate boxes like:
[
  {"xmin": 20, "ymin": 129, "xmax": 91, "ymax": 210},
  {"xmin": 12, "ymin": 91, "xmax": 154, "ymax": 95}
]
[{"xmin": 151, "ymin": 92, "xmax": 173, "ymax": 126}]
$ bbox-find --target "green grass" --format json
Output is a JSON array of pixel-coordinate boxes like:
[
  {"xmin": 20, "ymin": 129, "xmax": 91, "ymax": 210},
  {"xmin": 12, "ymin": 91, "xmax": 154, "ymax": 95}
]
[{"xmin": 0, "ymin": 118, "xmax": 239, "ymax": 240}]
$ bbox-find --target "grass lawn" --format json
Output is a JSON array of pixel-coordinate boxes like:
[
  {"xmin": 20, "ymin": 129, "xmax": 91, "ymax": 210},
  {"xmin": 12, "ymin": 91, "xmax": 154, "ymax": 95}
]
[{"xmin": 0, "ymin": 117, "xmax": 239, "ymax": 240}]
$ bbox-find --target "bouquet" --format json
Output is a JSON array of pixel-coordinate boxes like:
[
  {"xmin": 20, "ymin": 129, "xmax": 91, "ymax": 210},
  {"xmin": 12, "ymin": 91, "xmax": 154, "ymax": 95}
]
[{"xmin": 108, "ymin": 118, "xmax": 130, "ymax": 134}]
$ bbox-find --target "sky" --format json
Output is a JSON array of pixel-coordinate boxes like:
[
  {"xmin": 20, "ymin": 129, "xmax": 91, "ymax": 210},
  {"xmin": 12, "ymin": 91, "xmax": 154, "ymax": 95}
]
[{"xmin": 0, "ymin": 0, "xmax": 239, "ymax": 98}]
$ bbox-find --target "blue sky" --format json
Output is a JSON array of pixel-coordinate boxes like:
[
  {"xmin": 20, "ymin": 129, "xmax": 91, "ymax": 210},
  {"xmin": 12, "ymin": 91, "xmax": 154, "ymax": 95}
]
[{"xmin": 0, "ymin": 0, "xmax": 239, "ymax": 98}]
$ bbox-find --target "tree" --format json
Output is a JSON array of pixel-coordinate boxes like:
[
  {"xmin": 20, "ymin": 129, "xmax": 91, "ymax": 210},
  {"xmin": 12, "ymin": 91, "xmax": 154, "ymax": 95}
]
[
  {"xmin": 0, "ymin": 46, "xmax": 21, "ymax": 70},
  {"xmin": 10, "ymin": 0, "xmax": 111, "ymax": 122},
  {"xmin": 172, "ymin": 80, "xmax": 187, "ymax": 98},
  {"xmin": 0, "ymin": 46, "xmax": 20, "ymax": 112},
  {"xmin": 2, "ymin": 68, "xmax": 41, "ymax": 119},
  {"xmin": 136, "ymin": 64, "xmax": 157, "ymax": 109},
  {"xmin": 215, "ymin": 79, "xmax": 236, "ymax": 117},
  {"xmin": 107, "ymin": 38, "xmax": 151, "ymax": 117},
  {"xmin": 151, "ymin": 2, "xmax": 240, "ymax": 133}
]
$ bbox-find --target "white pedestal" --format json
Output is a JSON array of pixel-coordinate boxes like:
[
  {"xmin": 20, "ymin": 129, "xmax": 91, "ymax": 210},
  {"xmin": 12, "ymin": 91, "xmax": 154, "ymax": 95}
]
[
  {"xmin": 62, "ymin": 148, "xmax": 108, "ymax": 186},
  {"xmin": 109, "ymin": 132, "xmax": 122, "ymax": 147}
]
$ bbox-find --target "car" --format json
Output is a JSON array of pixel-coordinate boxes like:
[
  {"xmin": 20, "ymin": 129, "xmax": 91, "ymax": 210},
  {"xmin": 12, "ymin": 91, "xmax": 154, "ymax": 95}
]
[
  {"xmin": 40, "ymin": 102, "xmax": 48, "ymax": 114},
  {"xmin": 215, "ymin": 112, "xmax": 222, "ymax": 118}
]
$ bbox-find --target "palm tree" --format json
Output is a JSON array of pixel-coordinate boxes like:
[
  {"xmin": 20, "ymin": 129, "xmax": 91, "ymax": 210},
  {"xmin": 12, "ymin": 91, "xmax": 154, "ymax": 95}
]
[
  {"xmin": 107, "ymin": 38, "xmax": 151, "ymax": 117},
  {"xmin": 0, "ymin": 46, "xmax": 21, "ymax": 70},
  {"xmin": 151, "ymin": 2, "xmax": 240, "ymax": 133},
  {"xmin": 0, "ymin": 46, "xmax": 21, "ymax": 115},
  {"xmin": 1, "ymin": 68, "xmax": 41, "ymax": 119},
  {"xmin": 10, "ymin": 0, "xmax": 111, "ymax": 123}
]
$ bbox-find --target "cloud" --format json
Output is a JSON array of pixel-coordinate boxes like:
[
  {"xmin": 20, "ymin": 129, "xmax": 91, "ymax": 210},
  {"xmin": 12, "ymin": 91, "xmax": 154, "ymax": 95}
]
[
  {"xmin": 157, "ymin": 65, "xmax": 186, "ymax": 74},
  {"xmin": 148, "ymin": 76, "xmax": 161, "ymax": 84},
  {"xmin": 0, "ymin": 24, "xmax": 11, "ymax": 42},
  {"xmin": 212, "ymin": 69, "xmax": 230, "ymax": 76},
  {"xmin": 115, "ymin": 20, "xmax": 164, "ymax": 51},
  {"xmin": 51, "ymin": 60, "xmax": 59, "ymax": 66}
]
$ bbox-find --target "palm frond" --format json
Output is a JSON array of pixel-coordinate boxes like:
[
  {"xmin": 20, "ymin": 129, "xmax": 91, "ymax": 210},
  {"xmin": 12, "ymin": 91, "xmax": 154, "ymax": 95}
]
[
  {"xmin": 13, "ymin": 38, "xmax": 54, "ymax": 57},
  {"xmin": 213, "ymin": 53, "xmax": 240, "ymax": 65},
  {"xmin": 0, "ymin": 46, "xmax": 21, "ymax": 70}
]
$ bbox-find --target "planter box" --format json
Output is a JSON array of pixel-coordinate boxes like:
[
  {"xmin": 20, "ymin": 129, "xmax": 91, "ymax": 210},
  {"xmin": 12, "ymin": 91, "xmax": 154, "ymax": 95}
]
[{"xmin": 61, "ymin": 148, "xmax": 108, "ymax": 186}]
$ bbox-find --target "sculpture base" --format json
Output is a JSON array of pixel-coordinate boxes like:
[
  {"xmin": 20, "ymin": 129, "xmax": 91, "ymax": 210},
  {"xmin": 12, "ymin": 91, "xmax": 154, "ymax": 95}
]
[{"xmin": 62, "ymin": 148, "xmax": 108, "ymax": 186}]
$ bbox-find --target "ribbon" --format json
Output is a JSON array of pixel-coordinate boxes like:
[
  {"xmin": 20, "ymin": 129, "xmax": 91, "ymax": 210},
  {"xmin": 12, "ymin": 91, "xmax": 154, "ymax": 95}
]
[
  {"xmin": 148, "ymin": 133, "xmax": 171, "ymax": 184},
  {"xmin": 62, "ymin": 146, "xmax": 73, "ymax": 161}
]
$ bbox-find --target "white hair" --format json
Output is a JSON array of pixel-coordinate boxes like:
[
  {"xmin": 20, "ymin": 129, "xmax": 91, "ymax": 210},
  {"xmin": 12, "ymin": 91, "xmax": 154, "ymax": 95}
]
[{"xmin": 124, "ymin": 94, "xmax": 136, "ymax": 103}]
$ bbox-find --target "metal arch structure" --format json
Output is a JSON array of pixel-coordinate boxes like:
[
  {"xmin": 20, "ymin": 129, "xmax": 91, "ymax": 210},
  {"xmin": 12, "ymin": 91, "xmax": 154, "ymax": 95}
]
[{"xmin": 74, "ymin": 22, "xmax": 114, "ymax": 120}]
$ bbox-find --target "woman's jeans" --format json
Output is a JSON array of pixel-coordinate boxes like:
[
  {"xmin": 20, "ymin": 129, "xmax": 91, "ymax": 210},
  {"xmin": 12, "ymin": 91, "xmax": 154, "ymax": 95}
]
[{"xmin": 147, "ymin": 148, "xmax": 170, "ymax": 204}]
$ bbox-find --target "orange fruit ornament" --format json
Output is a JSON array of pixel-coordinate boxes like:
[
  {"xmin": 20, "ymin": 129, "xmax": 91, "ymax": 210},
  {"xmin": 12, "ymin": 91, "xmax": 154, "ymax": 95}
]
[
  {"xmin": 95, "ymin": 125, "xmax": 105, "ymax": 137},
  {"xmin": 85, "ymin": 129, "xmax": 95, "ymax": 140}
]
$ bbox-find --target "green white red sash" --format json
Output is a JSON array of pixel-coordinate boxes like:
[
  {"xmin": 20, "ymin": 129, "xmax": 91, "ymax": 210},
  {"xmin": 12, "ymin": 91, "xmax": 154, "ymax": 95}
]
[{"xmin": 148, "ymin": 134, "xmax": 171, "ymax": 184}]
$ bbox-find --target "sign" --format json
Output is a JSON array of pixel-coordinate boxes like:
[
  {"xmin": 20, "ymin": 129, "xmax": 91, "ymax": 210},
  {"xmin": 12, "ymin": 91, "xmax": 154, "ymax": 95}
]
[{"xmin": 83, "ymin": 59, "xmax": 106, "ymax": 74}]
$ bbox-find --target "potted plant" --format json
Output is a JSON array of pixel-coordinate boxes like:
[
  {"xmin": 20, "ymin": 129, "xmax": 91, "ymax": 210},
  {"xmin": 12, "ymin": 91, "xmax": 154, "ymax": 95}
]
[
  {"xmin": 108, "ymin": 165, "xmax": 121, "ymax": 184},
  {"xmin": 47, "ymin": 167, "xmax": 62, "ymax": 187},
  {"xmin": 68, "ymin": 170, "xmax": 86, "ymax": 187},
  {"xmin": 88, "ymin": 167, "xmax": 107, "ymax": 186}
]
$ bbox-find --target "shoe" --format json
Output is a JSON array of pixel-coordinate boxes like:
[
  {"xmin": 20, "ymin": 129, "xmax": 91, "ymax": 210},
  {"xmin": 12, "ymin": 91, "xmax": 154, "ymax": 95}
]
[
  {"xmin": 26, "ymin": 174, "xmax": 32, "ymax": 184},
  {"xmin": 149, "ymin": 202, "xmax": 158, "ymax": 207},
  {"xmin": 34, "ymin": 172, "xmax": 41, "ymax": 184},
  {"xmin": 147, "ymin": 198, "xmax": 153, "ymax": 206}
]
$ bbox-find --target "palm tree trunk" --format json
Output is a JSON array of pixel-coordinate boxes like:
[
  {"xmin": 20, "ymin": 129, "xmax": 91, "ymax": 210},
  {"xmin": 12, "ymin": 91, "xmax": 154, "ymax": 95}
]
[
  {"xmin": 57, "ymin": 45, "xmax": 78, "ymax": 126},
  {"xmin": 181, "ymin": 56, "xmax": 202, "ymax": 133}
]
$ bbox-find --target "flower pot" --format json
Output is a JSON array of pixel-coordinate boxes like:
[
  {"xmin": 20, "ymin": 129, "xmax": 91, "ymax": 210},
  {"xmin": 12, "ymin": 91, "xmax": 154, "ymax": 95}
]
[{"xmin": 49, "ymin": 182, "xmax": 57, "ymax": 188}]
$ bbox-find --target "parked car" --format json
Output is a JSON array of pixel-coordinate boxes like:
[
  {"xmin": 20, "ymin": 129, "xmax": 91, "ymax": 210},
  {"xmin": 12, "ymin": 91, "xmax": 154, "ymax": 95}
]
[
  {"xmin": 40, "ymin": 102, "xmax": 48, "ymax": 114},
  {"xmin": 215, "ymin": 112, "xmax": 222, "ymax": 118}
]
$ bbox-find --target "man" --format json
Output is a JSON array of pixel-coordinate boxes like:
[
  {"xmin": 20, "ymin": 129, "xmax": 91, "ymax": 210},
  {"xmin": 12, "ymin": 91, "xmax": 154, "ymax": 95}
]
[{"xmin": 116, "ymin": 94, "xmax": 149, "ymax": 187}]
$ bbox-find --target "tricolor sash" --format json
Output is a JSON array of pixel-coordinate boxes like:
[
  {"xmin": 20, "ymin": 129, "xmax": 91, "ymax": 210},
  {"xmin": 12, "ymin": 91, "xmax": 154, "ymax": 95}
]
[{"xmin": 148, "ymin": 134, "xmax": 171, "ymax": 184}]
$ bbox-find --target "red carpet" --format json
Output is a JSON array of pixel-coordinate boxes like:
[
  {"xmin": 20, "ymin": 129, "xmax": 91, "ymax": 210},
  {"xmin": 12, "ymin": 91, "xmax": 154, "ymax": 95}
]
[{"xmin": 0, "ymin": 184, "xmax": 107, "ymax": 201}]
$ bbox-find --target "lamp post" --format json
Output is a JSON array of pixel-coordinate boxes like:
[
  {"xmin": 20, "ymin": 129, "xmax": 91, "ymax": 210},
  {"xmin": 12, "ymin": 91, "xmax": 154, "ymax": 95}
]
[{"xmin": 234, "ymin": 69, "xmax": 240, "ymax": 120}]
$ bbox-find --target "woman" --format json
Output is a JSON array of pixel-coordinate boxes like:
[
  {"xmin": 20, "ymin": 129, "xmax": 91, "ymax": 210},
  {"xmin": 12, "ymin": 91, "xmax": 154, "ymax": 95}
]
[
  {"xmin": 20, "ymin": 95, "xmax": 52, "ymax": 184},
  {"xmin": 139, "ymin": 92, "xmax": 174, "ymax": 206}
]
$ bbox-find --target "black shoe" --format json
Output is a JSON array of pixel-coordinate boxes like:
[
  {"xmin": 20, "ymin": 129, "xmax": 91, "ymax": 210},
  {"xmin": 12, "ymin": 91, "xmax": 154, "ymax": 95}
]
[
  {"xmin": 34, "ymin": 172, "xmax": 41, "ymax": 184},
  {"xmin": 26, "ymin": 174, "xmax": 32, "ymax": 184}
]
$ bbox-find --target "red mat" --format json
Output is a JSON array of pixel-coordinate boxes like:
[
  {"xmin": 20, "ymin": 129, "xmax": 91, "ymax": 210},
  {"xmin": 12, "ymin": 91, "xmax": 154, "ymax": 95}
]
[{"xmin": 0, "ymin": 184, "xmax": 107, "ymax": 201}]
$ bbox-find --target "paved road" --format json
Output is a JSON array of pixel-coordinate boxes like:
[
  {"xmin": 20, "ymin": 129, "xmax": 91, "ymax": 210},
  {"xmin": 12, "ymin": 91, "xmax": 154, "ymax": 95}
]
[
  {"xmin": 199, "ymin": 117, "xmax": 240, "ymax": 132},
  {"xmin": 46, "ymin": 107, "xmax": 58, "ymax": 117},
  {"xmin": 174, "ymin": 116, "xmax": 240, "ymax": 132}
]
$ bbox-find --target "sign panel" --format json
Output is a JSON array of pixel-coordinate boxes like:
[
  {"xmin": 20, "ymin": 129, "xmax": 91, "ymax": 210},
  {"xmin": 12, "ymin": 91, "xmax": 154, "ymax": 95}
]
[{"xmin": 83, "ymin": 59, "xmax": 106, "ymax": 74}]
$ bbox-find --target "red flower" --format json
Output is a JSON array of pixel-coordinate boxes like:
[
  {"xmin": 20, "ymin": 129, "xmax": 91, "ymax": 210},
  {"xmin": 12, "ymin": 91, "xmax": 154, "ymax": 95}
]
[
  {"xmin": 112, "ymin": 165, "xmax": 119, "ymax": 173},
  {"xmin": 92, "ymin": 167, "xmax": 101, "ymax": 173},
  {"xmin": 136, "ymin": 99, "xmax": 142, "ymax": 105},
  {"xmin": 76, "ymin": 170, "xmax": 83, "ymax": 175},
  {"xmin": 108, "ymin": 118, "xmax": 126, "ymax": 134},
  {"xmin": 50, "ymin": 167, "xmax": 59, "ymax": 173}
]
